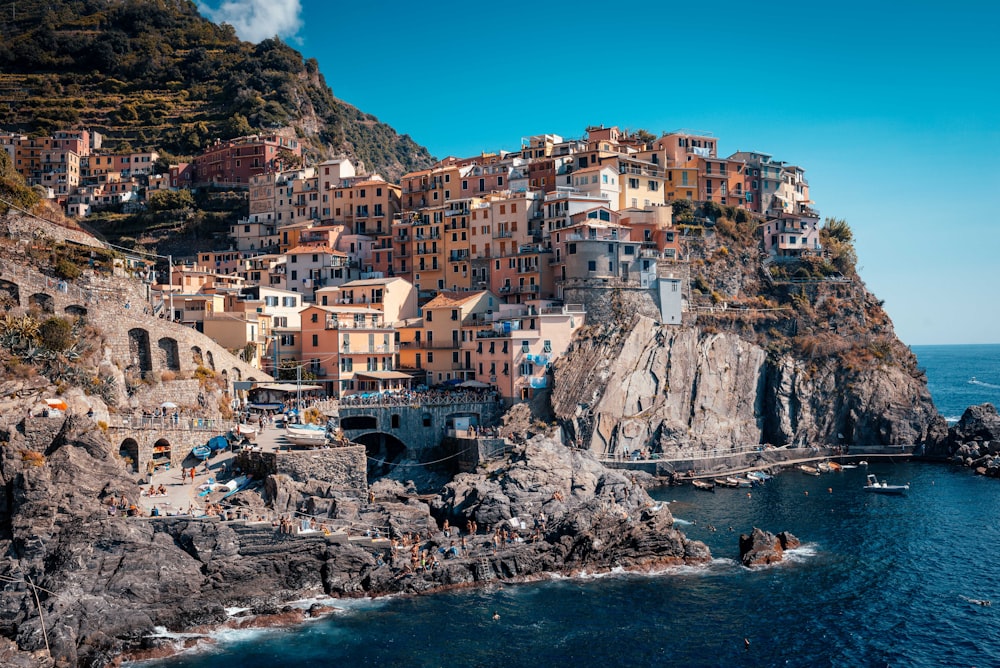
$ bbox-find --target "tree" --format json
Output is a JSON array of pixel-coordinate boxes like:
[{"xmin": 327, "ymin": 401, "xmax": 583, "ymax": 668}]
[
  {"xmin": 147, "ymin": 189, "xmax": 195, "ymax": 211},
  {"xmin": 820, "ymin": 217, "xmax": 857, "ymax": 276}
]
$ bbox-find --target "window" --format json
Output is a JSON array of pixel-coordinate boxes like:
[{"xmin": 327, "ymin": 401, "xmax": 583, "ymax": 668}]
[
  {"xmin": 520, "ymin": 362, "xmax": 533, "ymax": 376},
  {"xmin": 427, "ymin": 351, "xmax": 434, "ymax": 363},
  {"xmin": 311, "ymin": 334, "xmax": 318, "ymax": 346},
  {"xmin": 588, "ymin": 260, "xmax": 597, "ymax": 271},
  {"xmin": 311, "ymin": 312, "xmax": 318, "ymax": 323},
  {"xmin": 451, "ymin": 309, "xmax": 458, "ymax": 321},
  {"xmin": 568, "ymin": 243, "xmax": 577, "ymax": 255},
  {"xmin": 521, "ymin": 340, "xmax": 529, "ymax": 353},
  {"xmin": 628, "ymin": 178, "xmax": 639, "ymax": 189},
  {"xmin": 426, "ymin": 311, "xmax": 433, "ymax": 322}
]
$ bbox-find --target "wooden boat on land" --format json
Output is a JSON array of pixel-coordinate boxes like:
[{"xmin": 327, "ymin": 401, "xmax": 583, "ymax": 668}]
[
  {"xmin": 285, "ymin": 423, "xmax": 328, "ymax": 447},
  {"xmin": 798, "ymin": 465, "xmax": 821, "ymax": 476},
  {"xmin": 191, "ymin": 444, "xmax": 211, "ymax": 460},
  {"xmin": 692, "ymin": 480, "xmax": 715, "ymax": 491},
  {"xmin": 236, "ymin": 423, "xmax": 257, "ymax": 441},
  {"xmin": 863, "ymin": 473, "xmax": 909, "ymax": 495}
]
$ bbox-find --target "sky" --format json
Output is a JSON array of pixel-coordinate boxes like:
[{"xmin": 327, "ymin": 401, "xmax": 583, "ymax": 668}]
[{"xmin": 197, "ymin": 0, "xmax": 1000, "ymax": 345}]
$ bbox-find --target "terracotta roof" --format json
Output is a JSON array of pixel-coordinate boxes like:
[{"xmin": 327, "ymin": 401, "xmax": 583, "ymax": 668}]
[
  {"xmin": 423, "ymin": 290, "xmax": 486, "ymax": 310},
  {"xmin": 285, "ymin": 245, "xmax": 347, "ymax": 256}
]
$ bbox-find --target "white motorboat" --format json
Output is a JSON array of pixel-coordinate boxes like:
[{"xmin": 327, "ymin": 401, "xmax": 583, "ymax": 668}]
[{"xmin": 863, "ymin": 474, "xmax": 909, "ymax": 495}]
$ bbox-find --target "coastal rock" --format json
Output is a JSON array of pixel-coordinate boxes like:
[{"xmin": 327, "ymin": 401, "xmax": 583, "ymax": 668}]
[
  {"xmin": 739, "ymin": 527, "xmax": 799, "ymax": 567},
  {"xmin": 922, "ymin": 404, "xmax": 1000, "ymax": 466},
  {"xmin": 0, "ymin": 415, "xmax": 711, "ymax": 666},
  {"xmin": 552, "ymin": 316, "xmax": 936, "ymax": 458}
]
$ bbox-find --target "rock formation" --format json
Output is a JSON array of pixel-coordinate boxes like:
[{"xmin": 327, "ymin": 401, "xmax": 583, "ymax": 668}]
[
  {"xmin": 739, "ymin": 527, "xmax": 801, "ymax": 567},
  {"xmin": 921, "ymin": 404, "xmax": 1000, "ymax": 475},
  {"xmin": 553, "ymin": 313, "xmax": 935, "ymax": 459},
  {"xmin": 0, "ymin": 415, "xmax": 709, "ymax": 666}
]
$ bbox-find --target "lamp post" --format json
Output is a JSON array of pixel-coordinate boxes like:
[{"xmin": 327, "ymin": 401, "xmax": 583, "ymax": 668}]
[{"xmin": 167, "ymin": 254, "xmax": 173, "ymax": 321}]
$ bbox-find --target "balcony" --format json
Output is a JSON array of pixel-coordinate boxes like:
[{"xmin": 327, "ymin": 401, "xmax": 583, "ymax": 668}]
[
  {"xmin": 326, "ymin": 319, "xmax": 394, "ymax": 330},
  {"xmin": 449, "ymin": 251, "xmax": 469, "ymax": 261}
]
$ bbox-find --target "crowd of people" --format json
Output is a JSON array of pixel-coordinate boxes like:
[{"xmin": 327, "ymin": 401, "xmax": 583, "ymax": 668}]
[{"xmin": 335, "ymin": 387, "xmax": 502, "ymax": 408}]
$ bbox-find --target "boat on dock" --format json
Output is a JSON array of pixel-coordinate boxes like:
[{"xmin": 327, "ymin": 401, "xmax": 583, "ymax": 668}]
[
  {"xmin": 285, "ymin": 423, "xmax": 328, "ymax": 447},
  {"xmin": 692, "ymin": 480, "xmax": 715, "ymax": 492},
  {"xmin": 863, "ymin": 473, "xmax": 909, "ymax": 495},
  {"xmin": 798, "ymin": 465, "xmax": 821, "ymax": 476}
]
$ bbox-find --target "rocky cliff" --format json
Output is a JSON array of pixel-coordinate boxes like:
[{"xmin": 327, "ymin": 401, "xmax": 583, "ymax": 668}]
[
  {"xmin": 551, "ymin": 214, "xmax": 937, "ymax": 457},
  {"xmin": 0, "ymin": 414, "xmax": 708, "ymax": 667},
  {"xmin": 553, "ymin": 313, "xmax": 935, "ymax": 458}
]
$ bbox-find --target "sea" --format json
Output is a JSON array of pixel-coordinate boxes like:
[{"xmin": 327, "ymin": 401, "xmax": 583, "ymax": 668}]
[{"xmin": 138, "ymin": 344, "xmax": 1000, "ymax": 668}]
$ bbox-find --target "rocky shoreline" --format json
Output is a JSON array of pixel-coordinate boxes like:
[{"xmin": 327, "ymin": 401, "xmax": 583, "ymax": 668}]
[{"xmin": 0, "ymin": 414, "xmax": 709, "ymax": 667}]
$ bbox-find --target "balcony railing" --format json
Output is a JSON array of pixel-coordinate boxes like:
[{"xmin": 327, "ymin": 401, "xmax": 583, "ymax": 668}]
[{"xmin": 326, "ymin": 319, "xmax": 394, "ymax": 330}]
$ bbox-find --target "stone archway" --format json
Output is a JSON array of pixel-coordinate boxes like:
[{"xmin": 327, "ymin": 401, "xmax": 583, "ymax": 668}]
[
  {"xmin": 29, "ymin": 292, "xmax": 54, "ymax": 313},
  {"xmin": 354, "ymin": 431, "xmax": 407, "ymax": 480},
  {"xmin": 119, "ymin": 438, "xmax": 139, "ymax": 473},
  {"xmin": 157, "ymin": 337, "xmax": 180, "ymax": 371},
  {"xmin": 191, "ymin": 346, "xmax": 204, "ymax": 367},
  {"xmin": 205, "ymin": 350, "xmax": 215, "ymax": 371},
  {"xmin": 0, "ymin": 279, "xmax": 20, "ymax": 307},
  {"xmin": 342, "ymin": 414, "xmax": 378, "ymax": 430},
  {"xmin": 128, "ymin": 328, "xmax": 152, "ymax": 376},
  {"xmin": 64, "ymin": 304, "xmax": 88, "ymax": 317},
  {"xmin": 152, "ymin": 438, "xmax": 172, "ymax": 471}
]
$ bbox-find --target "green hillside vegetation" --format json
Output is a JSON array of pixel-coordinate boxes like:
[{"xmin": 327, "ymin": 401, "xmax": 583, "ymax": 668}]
[{"xmin": 0, "ymin": 0, "xmax": 434, "ymax": 179}]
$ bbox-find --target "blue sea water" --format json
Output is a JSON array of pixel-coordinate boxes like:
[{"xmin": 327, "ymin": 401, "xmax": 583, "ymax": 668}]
[
  {"xmin": 139, "ymin": 345, "xmax": 1000, "ymax": 668},
  {"xmin": 911, "ymin": 343, "xmax": 1000, "ymax": 422}
]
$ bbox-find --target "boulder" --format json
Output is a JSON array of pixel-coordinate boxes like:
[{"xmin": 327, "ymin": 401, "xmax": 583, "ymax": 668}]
[{"xmin": 739, "ymin": 527, "xmax": 799, "ymax": 567}]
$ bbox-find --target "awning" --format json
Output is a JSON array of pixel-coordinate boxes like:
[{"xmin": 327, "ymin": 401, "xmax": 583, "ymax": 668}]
[
  {"xmin": 354, "ymin": 371, "xmax": 413, "ymax": 380},
  {"xmin": 254, "ymin": 383, "xmax": 324, "ymax": 392}
]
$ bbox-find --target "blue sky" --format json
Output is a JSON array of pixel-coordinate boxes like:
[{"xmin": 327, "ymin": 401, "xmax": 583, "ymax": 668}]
[{"xmin": 198, "ymin": 0, "xmax": 1000, "ymax": 345}]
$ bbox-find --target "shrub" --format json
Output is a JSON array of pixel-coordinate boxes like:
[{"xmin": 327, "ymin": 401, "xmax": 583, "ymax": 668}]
[
  {"xmin": 54, "ymin": 257, "xmax": 82, "ymax": 280},
  {"xmin": 39, "ymin": 317, "xmax": 73, "ymax": 352},
  {"xmin": 20, "ymin": 450, "xmax": 45, "ymax": 466}
]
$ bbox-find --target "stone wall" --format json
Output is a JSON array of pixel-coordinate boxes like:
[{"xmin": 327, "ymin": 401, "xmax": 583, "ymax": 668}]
[
  {"xmin": 0, "ymin": 257, "xmax": 267, "ymax": 385},
  {"xmin": 1, "ymin": 212, "xmax": 103, "ymax": 248},
  {"xmin": 333, "ymin": 400, "xmax": 506, "ymax": 455},
  {"xmin": 238, "ymin": 445, "xmax": 367, "ymax": 491}
]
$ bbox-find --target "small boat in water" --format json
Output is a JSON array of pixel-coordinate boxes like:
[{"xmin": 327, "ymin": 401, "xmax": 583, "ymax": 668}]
[
  {"xmin": 828, "ymin": 461, "xmax": 843, "ymax": 472},
  {"xmin": 858, "ymin": 460, "xmax": 869, "ymax": 466},
  {"xmin": 692, "ymin": 480, "xmax": 715, "ymax": 492},
  {"xmin": 864, "ymin": 473, "xmax": 909, "ymax": 495},
  {"xmin": 817, "ymin": 462, "xmax": 832, "ymax": 473},
  {"xmin": 727, "ymin": 476, "xmax": 753, "ymax": 488},
  {"xmin": 840, "ymin": 464, "xmax": 858, "ymax": 469},
  {"xmin": 747, "ymin": 471, "xmax": 772, "ymax": 482},
  {"xmin": 714, "ymin": 478, "xmax": 739, "ymax": 488},
  {"xmin": 798, "ymin": 465, "xmax": 821, "ymax": 476},
  {"xmin": 191, "ymin": 444, "xmax": 211, "ymax": 460}
]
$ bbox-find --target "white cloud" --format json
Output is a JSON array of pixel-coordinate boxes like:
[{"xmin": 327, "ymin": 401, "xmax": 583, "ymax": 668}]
[{"xmin": 198, "ymin": 0, "xmax": 303, "ymax": 43}]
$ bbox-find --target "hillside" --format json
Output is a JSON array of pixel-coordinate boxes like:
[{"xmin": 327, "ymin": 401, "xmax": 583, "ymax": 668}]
[
  {"xmin": 0, "ymin": 0, "xmax": 434, "ymax": 179},
  {"xmin": 550, "ymin": 205, "xmax": 936, "ymax": 455}
]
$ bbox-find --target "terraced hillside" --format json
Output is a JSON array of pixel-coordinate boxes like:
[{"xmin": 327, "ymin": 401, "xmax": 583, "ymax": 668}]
[{"xmin": 0, "ymin": 0, "xmax": 434, "ymax": 179}]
